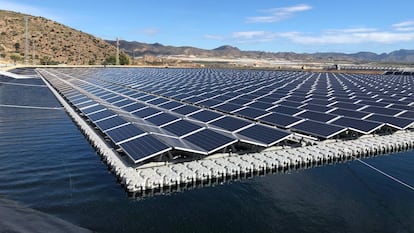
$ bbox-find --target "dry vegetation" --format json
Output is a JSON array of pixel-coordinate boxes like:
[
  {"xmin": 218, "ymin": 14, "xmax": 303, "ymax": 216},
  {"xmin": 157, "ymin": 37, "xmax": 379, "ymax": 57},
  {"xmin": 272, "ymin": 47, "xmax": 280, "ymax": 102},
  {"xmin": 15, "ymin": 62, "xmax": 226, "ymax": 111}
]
[{"xmin": 0, "ymin": 10, "xmax": 117, "ymax": 65}]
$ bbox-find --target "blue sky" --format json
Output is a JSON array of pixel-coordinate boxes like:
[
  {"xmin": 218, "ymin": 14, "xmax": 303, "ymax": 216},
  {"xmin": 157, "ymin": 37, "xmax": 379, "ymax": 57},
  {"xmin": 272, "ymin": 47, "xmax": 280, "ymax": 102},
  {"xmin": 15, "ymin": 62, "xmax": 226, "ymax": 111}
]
[{"xmin": 2, "ymin": 0, "xmax": 414, "ymax": 53}]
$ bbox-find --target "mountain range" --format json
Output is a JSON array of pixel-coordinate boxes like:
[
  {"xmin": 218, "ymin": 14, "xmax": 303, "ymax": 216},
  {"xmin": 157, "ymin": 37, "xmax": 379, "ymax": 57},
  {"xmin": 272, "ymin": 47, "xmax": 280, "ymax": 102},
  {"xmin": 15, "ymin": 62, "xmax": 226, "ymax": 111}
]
[{"xmin": 108, "ymin": 40, "xmax": 414, "ymax": 64}]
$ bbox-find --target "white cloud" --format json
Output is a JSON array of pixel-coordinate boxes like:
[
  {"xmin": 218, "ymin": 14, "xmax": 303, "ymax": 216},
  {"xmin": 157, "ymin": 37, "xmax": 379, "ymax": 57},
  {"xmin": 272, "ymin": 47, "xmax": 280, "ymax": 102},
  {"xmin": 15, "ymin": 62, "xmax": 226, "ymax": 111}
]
[
  {"xmin": 232, "ymin": 31, "xmax": 267, "ymax": 39},
  {"xmin": 203, "ymin": 34, "xmax": 224, "ymax": 40},
  {"xmin": 283, "ymin": 30, "xmax": 414, "ymax": 45},
  {"xmin": 247, "ymin": 4, "xmax": 312, "ymax": 23},
  {"xmin": 142, "ymin": 28, "xmax": 159, "ymax": 36},
  {"xmin": 392, "ymin": 20, "xmax": 414, "ymax": 31}
]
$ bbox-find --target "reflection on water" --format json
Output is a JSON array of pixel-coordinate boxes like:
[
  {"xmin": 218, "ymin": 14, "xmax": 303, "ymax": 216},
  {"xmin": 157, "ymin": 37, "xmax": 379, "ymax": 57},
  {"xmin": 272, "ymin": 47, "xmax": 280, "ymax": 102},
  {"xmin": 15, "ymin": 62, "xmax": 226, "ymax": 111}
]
[{"xmin": 0, "ymin": 78, "xmax": 413, "ymax": 233}]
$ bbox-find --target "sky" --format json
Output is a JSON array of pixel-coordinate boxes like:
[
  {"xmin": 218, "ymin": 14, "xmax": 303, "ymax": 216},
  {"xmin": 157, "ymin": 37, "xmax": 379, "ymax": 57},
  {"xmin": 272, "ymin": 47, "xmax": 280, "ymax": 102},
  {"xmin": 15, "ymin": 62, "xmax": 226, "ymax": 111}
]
[{"xmin": 1, "ymin": 0, "xmax": 414, "ymax": 53}]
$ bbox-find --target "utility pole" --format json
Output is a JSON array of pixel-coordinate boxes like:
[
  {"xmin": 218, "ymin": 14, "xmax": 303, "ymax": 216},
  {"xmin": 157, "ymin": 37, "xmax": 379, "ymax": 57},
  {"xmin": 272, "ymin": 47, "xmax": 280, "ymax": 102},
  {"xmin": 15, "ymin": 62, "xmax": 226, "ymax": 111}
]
[
  {"xmin": 24, "ymin": 16, "xmax": 29, "ymax": 64},
  {"xmin": 116, "ymin": 37, "xmax": 120, "ymax": 65},
  {"xmin": 32, "ymin": 38, "xmax": 35, "ymax": 65}
]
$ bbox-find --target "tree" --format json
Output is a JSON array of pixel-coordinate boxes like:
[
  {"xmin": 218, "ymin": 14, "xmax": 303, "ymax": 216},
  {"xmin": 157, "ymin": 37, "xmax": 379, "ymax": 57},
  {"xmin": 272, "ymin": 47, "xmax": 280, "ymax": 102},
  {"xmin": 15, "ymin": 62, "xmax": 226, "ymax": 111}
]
[
  {"xmin": 14, "ymin": 42, "xmax": 20, "ymax": 52},
  {"xmin": 119, "ymin": 53, "xmax": 130, "ymax": 65},
  {"xmin": 10, "ymin": 53, "xmax": 22, "ymax": 63},
  {"xmin": 103, "ymin": 55, "xmax": 116, "ymax": 65}
]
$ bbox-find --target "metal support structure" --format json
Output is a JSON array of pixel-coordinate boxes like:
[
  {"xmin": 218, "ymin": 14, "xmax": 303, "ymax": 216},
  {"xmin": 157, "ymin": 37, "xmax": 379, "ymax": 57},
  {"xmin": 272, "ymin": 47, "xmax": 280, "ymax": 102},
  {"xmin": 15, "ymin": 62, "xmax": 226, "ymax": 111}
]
[
  {"xmin": 24, "ymin": 16, "xmax": 29, "ymax": 64},
  {"xmin": 116, "ymin": 38, "xmax": 120, "ymax": 65}
]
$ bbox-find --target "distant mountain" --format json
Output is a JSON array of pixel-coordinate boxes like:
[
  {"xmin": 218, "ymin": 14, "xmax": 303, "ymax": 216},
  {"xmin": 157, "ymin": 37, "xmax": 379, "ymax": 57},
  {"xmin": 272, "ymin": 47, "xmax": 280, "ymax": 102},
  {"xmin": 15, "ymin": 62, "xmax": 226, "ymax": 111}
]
[
  {"xmin": 0, "ymin": 10, "xmax": 117, "ymax": 65},
  {"xmin": 110, "ymin": 40, "xmax": 414, "ymax": 64}
]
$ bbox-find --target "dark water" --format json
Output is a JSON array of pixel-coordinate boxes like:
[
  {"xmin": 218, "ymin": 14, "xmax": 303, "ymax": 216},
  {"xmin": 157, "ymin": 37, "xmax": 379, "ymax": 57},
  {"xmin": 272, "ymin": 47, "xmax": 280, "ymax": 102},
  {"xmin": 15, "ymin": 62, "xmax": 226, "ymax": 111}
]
[{"xmin": 0, "ymin": 78, "xmax": 413, "ymax": 233}]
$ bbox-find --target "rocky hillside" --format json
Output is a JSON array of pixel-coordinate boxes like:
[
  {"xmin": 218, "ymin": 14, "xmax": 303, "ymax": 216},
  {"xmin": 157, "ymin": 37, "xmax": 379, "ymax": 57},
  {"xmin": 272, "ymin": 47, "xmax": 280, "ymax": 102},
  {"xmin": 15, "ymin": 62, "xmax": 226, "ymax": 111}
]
[{"xmin": 0, "ymin": 10, "xmax": 117, "ymax": 65}]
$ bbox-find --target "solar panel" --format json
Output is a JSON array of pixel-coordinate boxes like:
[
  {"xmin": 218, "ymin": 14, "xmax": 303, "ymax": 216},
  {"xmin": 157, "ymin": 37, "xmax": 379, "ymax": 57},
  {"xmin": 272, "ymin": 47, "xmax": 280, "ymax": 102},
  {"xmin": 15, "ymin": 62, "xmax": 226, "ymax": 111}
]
[
  {"xmin": 118, "ymin": 135, "xmax": 171, "ymax": 163},
  {"xmin": 361, "ymin": 106, "xmax": 403, "ymax": 116},
  {"xmin": 81, "ymin": 104, "xmax": 105, "ymax": 115},
  {"xmin": 297, "ymin": 110, "xmax": 337, "ymax": 123},
  {"xmin": 105, "ymin": 124, "xmax": 146, "ymax": 143},
  {"xmin": 147, "ymin": 97, "xmax": 169, "ymax": 106},
  {"xmin": 189, "ymin": 110, "xmax": 223, "ymax": 123},
  {"xmin": 398, "ymin": 111, "xmax": 414, "ymax": 119},
  {"xmin": 258, "ymin": 112, "xmax": 303, "ymax": 128},
  {"xmin": 291, "ymin": 120, "xmax": 347, "ymax": 139},
  {"xmin": 209, "ymin": 116, "xmax": 252, "ymax": 132},
  {"xmin": 330, "ymin": 116, "xmax": 383, "ymax": 134},
  {"xmin": 365, "ymin": 114, "xmax": 414, "ymax": 130},
  {"xmin": 236, "ymin": 124, "xmax": 290, "ymax": 147},
  {"xmin": 171, "ymin": 105, "xmax": 201, "ymax": 115},
  {"xmin": 121, "ymin": 102, "xmax": 146, "ymax": 113},
  {"xmin": 328, "ymin": 108, "xmax": 369, "ymax": 119},
  {"xmin": 183, "ymin": 129, "xmax": 236, "ymax": 154},
  {"xmin": 113, "ymin": 99, "xmax": 134, "ymax": 107},
  {"xmin": 247, "ymin": 101, "xmax": 274, "ymax": 110},
  {"xmin": 87, "ymin": 109, "xmax": 116, "ymax": 121},
  {"xmin": 197, "ymin": 99, "xmax": 222, "ymax": 107},
  {"xmin": 268, "ymin": 105, "xmax": 303, "ymax": 116},
  {"xmin": 233, "ymin": 107, "xmax": 269, "ymax": 119},
  {"xmin": 94, "ymin": 116, "xmax": 128, "ymax": 131},
  {"xmin": 161, "ymin": 120, "xmax": 203, "ymax": 137},
  {"xmin": 158, "ymin": 101, "xmax": 183, "ymax": 110},
  {"xmin": 214, "ymin": 102, "xmax": 242, "ymax": 112},
  {"xmin": 146, "ymin": 112, "xmax": 179, "ymax": 126},
  {"xmin": 132, "ymin": 107, "xmax": 161, "ymax": 118}
]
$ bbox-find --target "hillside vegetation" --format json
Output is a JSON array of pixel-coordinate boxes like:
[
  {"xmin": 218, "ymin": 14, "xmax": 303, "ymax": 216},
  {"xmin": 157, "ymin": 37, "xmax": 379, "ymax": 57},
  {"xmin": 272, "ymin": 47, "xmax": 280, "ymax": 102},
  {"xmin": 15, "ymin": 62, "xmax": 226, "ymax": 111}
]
[{"xmin": 0, "ymin": 10, "xmax": 117, "ymax": 65}]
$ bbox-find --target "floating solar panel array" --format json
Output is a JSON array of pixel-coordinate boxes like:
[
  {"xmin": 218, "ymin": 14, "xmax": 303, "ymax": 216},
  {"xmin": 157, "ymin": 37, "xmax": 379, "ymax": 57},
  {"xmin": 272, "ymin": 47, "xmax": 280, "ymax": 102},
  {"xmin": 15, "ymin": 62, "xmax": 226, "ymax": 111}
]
[{"xmin": 38, "ymin": 68, "xmax": 414, "ymax": 164}]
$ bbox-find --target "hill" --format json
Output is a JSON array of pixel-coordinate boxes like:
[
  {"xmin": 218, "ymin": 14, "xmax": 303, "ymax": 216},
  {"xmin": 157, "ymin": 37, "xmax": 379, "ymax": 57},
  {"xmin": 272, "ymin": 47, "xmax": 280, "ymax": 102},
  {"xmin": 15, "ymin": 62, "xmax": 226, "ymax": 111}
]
[{"xmin": 0, "ymin": 10, "xmax": 117, "ymax": 65}]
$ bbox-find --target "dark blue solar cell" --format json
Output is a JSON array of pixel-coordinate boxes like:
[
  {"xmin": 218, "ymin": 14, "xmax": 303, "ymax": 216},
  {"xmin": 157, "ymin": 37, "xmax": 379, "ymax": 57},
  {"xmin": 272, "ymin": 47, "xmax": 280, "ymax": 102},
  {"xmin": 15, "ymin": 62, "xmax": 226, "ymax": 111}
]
[
  {"xmin": 209, "ymin": 116, "xmax": 252, "ymax": 132},
  {"xmin": 132, "ymin": 107, "xmax": 161, "ymax": 118},
  {"xmin": 276, "ymin": 100, "xmax": 303, "ymax": 108},
  {"xmin": 119, "ymin": 135, "xmax": 171, "ymax": 163},
  {"xmin": 147, "ymin": 97, "xmax": 169, "ymax": 106},
  {"xmin": 105, "ymin": 124, "xmax": 146, "ymax": 143},
  {"xmin": 291, "ymin": 120, "xmax": 346, "ymax": 139},
  {"xmin": 158, "ymin": 101, "xmax": 183, "ymax": 110},
  {"xmin": 398, "ymin": 111, "xmax": 414, "ymax": 119},
  {"xmin": 233, "ymin": 107, "xmax": 269, "ymax": 119},
  {"xmin": 269, "ymin": 105, "xmax": 303, "ymax": 116},
  {"xmin": 185, "ymin": 96, "xmax": 205, "ymax": 103},
  {"xmin": 172, "ymin": 105, "xmax": 201, "ymax": 115},
  {"xmin": 365, "ymin": 114, "xmax": 413, "ymax": 129},
  {"xmin": 237, "ymin": 124, "xmax": 290, "ymax": 146},
  {"xmin": 129, "ymin": 92, "xmax": 147, "ymax": 99},
  {"xmin": 329, "ymin": 108, "xmax": 369, "ymax": 119},
  {"xmin": 76, "ymin": 100, "xmax": 97, "ymax": 109},
  {"xmin": 297, "ymin": 110, "xmax": 337, "ymax": 123},
  {"xmin": 183, "ymin": 129, "xmax": 236, "ymax": 153},
  {"xmin": 100, "ymin": 93, "xmax": 117, "ymax": 100},
  {"xmin": 258, "ymin": 112, "xmax": 303, "ymax": 128},
  {"xmin": 88, "ymin": 109, "xmax": 116, "ymax": 121},
  {"xmin": 189, "ymin": 110, "xmax": 223, "ymax": 123},
  {"xmin": 113, "ymin": 99, "xmax": 134, "ymax": 107},
  {"xmin": 81, "ymin": 104, "xmax": 105, "ymax": 114},
  {"xmin": 332, "ymin": 102, "xmax": 365, "ymax": 110},
  {"xmin": 106, "ymin": 96, "xmax": 125, "ymax": 104},
  {"xmin": 330, "ymin": 116, "xmax": 383, "ymax": 134},
  {"xmin": 361, "ymin": 106, "xmax": 402, "ymax": 116},
  {"xmin": 94, "ymin": 116, "xmax": 128, "ymax": 131},
  {"xmin": 146, "ymin": 112, "xmax": 179, "ymax": 126},
  {"xmin": 197, "ymin": 99, "xmax": 222, "ymax": 107},
  {"xmin": 121, "ymin": 102, "xmax": 146, "ymax": 112},
  {"xmin": 214, "ymin": 102, "xmax": 243, "ymax": 113},
  {"xmin": 138, "ymin": 95, "xmax": 158, "ymax": 102},
  {"xmin": 300, "ymin": 104, "xmax": 332, "ymax": 112},
  {"xmin": 247, "ymin": 101, "xmax": 274, "ymax": 110},
  {"xmin": 228, "ymin": 98, "xmax": 252, "ymax": 105},
  {"xmin": 70, "ymin": 96, "xmax": 89, "ymax": 104},
  {"xmin": 162, "ymin": 120, "xmax": 203, "ymax": 137}
]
